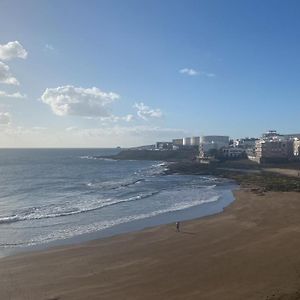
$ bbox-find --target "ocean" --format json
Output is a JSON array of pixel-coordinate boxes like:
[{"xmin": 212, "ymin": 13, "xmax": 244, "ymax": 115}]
[{"xmin": 0, "ymin": 149, "xmax": 237, "ymax": 257}]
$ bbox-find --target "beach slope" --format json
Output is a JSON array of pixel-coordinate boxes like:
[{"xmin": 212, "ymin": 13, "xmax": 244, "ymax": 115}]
[{"xmin": 1, "ymin": 189, "xmax": 300, "ymax": 300}]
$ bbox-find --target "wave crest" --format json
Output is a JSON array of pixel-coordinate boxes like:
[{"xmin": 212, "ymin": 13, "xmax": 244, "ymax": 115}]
[{"xmin": 0, "ymin": 191, "xmax": 159, "ymax": 225}]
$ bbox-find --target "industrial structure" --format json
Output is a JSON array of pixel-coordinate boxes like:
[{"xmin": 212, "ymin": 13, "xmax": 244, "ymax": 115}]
[
  {"xmin": 183, "ymin": 137, "xmax": 192, "ymax": 146},
  {"xmin": 172, "ymin": 138, "xmax": 183, "ymax": 146},
  {"xmin": 191, "ymin": 136, "xmax": 200, "ymax": 146}
]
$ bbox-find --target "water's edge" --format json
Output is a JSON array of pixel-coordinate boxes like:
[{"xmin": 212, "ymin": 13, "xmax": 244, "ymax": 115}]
[{"xmin": 2, "ymin": 182, "xmax": 238, "ymax": 258}]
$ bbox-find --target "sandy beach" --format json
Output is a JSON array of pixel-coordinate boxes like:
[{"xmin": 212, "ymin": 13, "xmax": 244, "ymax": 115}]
[{"xmin": 1, "ymin": 189, "xmax": 300, "ymax": 300}]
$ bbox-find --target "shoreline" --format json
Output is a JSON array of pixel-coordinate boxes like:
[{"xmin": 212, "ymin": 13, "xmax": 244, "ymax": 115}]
[
  {"xmin": 164, "ymin": 160, "xmax": 300, "ymax": 192},
  {"xmin": 1, "ymin": 188, "xmax": 300, "ymax": 299},
  {"xmin": 104, "ymin": 150, "xmax": 300, "ymax": 192},
  {"xmin": 1, "ymin": 179, "xmax": 237, "ymax": 258}
]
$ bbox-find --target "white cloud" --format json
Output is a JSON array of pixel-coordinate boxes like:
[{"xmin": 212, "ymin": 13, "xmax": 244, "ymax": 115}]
[
  {"xmin": 179, "ymin": 68, "xmax": 215, "ymax": 77},
  {"xmin": 41, "ymin": 85, "xmax": 120, "ymax": 117},
  {"xmin": 0, "ymin": 90, "xmax": 26, "ymax": 99},
  {"xmin": 0, "ymin": 41, "xmax": 28, "ymax": 61},
  {"xmin": 133, "ymin": 102, "xmax": 163, "ymax": 120},
  {"xmin": 0, "ymin": 62, "xmax": 19, "ymax": 85},
  {"xmin": 122, "ymin": 114, "xmax": 134, "ymax": 122},
  {"xmin": 0, "ymin": 124, "xmax": 186, "ymax": 148},
  {"xmin": 45, "ymin": 44, "xmax": 54, "ymax": 51},
  {"xmin": 100, "ymin": 114, "xmax": 134, "ymax": 122},
  {"xmin": 0, "ymin": 112, "xmax": 11, "ymax": 125},
  {"xmin": 180, "ymin": 68, "xmax": 199, "ymax": 76}
]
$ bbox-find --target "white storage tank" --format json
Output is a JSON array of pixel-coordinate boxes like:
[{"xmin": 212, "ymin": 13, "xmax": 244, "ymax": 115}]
[
  {"xmin": 183, "ymin": 137, "xmax": 191, "ymax": 146},
  {"xmin": 191, "ymin": 136, "xmax": 200, "ymax": 145},
  {"xmin": 200, "ymin": 135, "xmax": 229, "ymax": 145}
]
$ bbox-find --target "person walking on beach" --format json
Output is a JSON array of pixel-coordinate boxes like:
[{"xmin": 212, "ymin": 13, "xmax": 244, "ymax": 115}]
[{"xmin": 176, "ymin": 221, "xmax": 180, "ymax": 232}]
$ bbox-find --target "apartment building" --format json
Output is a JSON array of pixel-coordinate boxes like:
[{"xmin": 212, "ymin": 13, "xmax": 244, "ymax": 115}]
[
  {"xmin": 250, "ymin": 131, "xmax": 294, "ymax": 163},
  {"xmin": 294, "ymin": 138, "xmax": 300, "ymax": 157},
  {"xmin": 199, "ymin": 135, "xmax": 229, "ymax": 158},
  {"xmin": 234, "ymin": 138, "xmax": 258, "ymax": 149}
]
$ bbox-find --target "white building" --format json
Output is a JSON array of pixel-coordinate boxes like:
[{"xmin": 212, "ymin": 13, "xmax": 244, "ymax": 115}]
[
  {"xmin": 199, "ymin": 135, "xmax": 230, "ymax": 158},
  {"xmin": 183, "ymin": 137, "xmax": 191, "ymax": 146},
  {"xmin": 234, "ymin": 138, "xmax": 258, "ymax": 149},
  {"xmin": 223, "ymin": 147, "xmax": 245, "ymax": 158},
  {"xmin": 172, "ymin": 138, "xmax": 183, "ymax": 146},
  {"xmin": 191, "ymin": 136, "xmax": 200, "ymax": 146},
  {"xmin": 156, "ymin": 142, "xmax": 173, "ymax": 150},
  {"xmin": 200, "ymin": 135, "xmax": 230, "ymax": 145},
  {"xmin": 262, "ymin": 130, "xmax": 281, "ymax": 139},
  {"xmin": 294, "ymin": 138, "xmax": 300, "ymax": 157},
  {"xmin": 252, "ymin": 133, "xmax": 294, "ymax": 163}
]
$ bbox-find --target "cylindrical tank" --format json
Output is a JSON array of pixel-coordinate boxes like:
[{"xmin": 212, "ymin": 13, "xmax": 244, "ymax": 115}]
[
  {"xmin": 200, "ymin": 135, "xmax": 229, "ymax": 144},
  {"xmin": 183, "ymin": 137, "xmax": 191, "ymax": 146},
  {"xmin": 191, "ymin": 136, "xmax": 200, "ymax": 145}
]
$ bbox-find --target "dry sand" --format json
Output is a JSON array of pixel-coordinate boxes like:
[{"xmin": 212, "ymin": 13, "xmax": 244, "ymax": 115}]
[{"xmin": 1, "ymin": 189, "xmax": 300, "ymax": 300}]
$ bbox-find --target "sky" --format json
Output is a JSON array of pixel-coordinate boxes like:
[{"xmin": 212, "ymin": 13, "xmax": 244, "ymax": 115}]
[{"xmin": 1, "ymin": 0, "xmax": 300, "ymax": 147}]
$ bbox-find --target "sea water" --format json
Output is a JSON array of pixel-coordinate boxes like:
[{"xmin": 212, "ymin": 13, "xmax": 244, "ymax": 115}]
[{"xmin": 0, "ymin": 149, "xmax": 236, "ymax": 256}]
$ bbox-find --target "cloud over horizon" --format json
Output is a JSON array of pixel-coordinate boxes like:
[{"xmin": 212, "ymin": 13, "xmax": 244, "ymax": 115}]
[
  {"xmin": 134, "ymin": 102, "xmax": 163, "ymax": 120},
  {"xmin": 63, "ymin": 125, "xmax": 186, "ymax": 147},
  {"xmin": 41, "ymin": 85, "xmax": 120, "ymax": 117}
]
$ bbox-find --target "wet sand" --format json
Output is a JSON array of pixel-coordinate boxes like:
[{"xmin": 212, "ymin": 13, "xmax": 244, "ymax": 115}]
[
  {"xmin": 1, "ymin": 189, "xmax": 300, "ymax": 300},
  {"xmin": 264, "ymin": 168, "xmax": 300, "ymax": 178}
]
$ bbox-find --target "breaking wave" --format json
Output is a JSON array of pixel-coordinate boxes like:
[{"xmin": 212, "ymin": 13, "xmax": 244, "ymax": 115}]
[
  {"xmin": 80, "ymin": 156, "xmax": 117, "ymax": 161},
  {"xmin": 1, "ymin": 195, "xmax": 220, "ymax": 247},
  {"xmin": 0, "ymin": 191, "xmax": 160, "ymax": 225}
]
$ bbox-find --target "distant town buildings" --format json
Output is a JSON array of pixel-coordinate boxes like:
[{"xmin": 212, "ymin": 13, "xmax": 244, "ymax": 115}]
[
  {"xmin": 261, "ymin": 130, "xmax": 280, "ymax": 139},
  {"xmin": 172, "ymin": 138, "xmax": 183, "ymax": 146},
  {"xmin": 155, "ymin": 142, "xmax": 173, "ymax": 151},
  {"xmin": 156, "ymin": 137, "xmax": 199, "ymax": 151},
  {"xmin": 199, "ymin": 135, "xmax": 230, "ymax": 158},
  {"xmin": 149, "ymin": 129, "xmax": 300, "ymax": 164},
  {"xmin": 249, "ymin": 130, "xmax": 299, "ymax": 163},
  {"xmin": 183, "ymin": 137, "xmax": 192, "ymax": 146},
  {"xmin": 254, "ymin": 139, "xmax": 294, "ymax": 163},
  {"xmin": 222, "ymin": 147, "xmax": 245, "ymax": 158},
  {"xmin": 191, "ymin": 136, "xmax": 200, "ymax": 146},
  {"xmin": 172, "ymin": 137, "xmax": 200, "ymax": 147},
  {"xmin": 234, "ymin": 138, "xmax": 258, "ymax": 149},
  {"xmin": 294, "ymin": 138, "xmax": 300, "ymax": 157}
]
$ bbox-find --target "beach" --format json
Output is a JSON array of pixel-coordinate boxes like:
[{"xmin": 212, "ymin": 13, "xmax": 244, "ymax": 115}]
[
  {"xmin": 0, "ymin": 149, "xmax": 236, "ymax": 250},
  {"xmin": 1, "ymin": 189, "xmax": 300, "ymax": 300}
]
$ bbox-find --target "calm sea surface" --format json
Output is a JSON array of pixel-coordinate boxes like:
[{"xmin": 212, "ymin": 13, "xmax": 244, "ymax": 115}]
[{"xmin": 0, "ymin": 149, "xmax": 236, "ymax": 256}]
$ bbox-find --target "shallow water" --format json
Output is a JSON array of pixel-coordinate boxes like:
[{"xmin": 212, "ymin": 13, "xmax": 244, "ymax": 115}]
[{"xmin": 0, "ymin": 149, "xmax": 236, "ymax": 257}]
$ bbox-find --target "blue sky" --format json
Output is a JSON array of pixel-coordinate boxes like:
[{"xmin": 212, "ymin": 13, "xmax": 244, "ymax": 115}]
[{"xmin": 0, "ymin": 0, "xmax": 300, "ymax": 147}]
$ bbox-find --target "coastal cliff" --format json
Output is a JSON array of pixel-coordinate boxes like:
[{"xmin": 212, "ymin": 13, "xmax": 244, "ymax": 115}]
[
  {"xmin": 106, "ymin": 150, "xmax": 300, "ymax": 192},
  {"xmin": 105, "ymin": 148, "xmax": 198, "ymax": 162}
]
